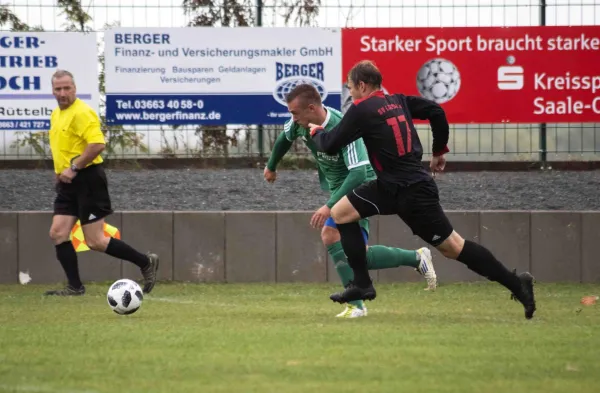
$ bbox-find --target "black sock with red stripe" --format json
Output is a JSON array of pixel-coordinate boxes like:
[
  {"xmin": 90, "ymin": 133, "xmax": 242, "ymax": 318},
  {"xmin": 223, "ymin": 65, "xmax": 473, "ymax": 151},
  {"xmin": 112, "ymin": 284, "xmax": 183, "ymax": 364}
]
[{"xmin": 336, "ymin": 222, "xmax": 372, "ymax": 288}]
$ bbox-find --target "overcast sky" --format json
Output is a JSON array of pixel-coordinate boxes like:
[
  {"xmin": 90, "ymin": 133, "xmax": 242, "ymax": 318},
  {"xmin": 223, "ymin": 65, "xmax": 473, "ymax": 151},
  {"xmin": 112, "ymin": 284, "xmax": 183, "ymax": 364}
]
[{"xmin": 7, "ymin": 0, "xmax": 599, "ymax": 31}]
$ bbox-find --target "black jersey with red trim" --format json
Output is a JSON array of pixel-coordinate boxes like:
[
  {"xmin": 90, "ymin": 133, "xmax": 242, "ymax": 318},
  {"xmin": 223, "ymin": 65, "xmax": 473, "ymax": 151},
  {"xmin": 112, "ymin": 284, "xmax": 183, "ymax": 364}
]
[{"xmin": 310, "ymin": 90, "xmax": 450, "ymax": 187}]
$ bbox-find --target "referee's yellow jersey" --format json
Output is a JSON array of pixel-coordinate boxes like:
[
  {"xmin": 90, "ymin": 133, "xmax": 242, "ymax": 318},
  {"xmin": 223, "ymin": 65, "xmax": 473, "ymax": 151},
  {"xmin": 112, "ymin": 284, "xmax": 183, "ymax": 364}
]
[{"xmin": 49, "ymin": 98, "xmax": 105, "ymax": 174}]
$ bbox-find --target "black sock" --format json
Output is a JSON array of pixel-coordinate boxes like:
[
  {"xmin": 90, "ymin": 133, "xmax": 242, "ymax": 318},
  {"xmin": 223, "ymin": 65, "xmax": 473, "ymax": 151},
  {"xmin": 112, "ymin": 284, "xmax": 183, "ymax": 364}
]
[
  {"xmin": 336, "ymin": 222, "xmax": 371, "ymax": 288},
  {"xmin": 55, "ymin": 241, "xmax": 83, "ymax": 289},
  {"xmin": 457, "ymin": 240, "xmax": 521, "ymax": 294},
  {"xmin": 105, "ymin": 238, "xmax": 150, "ymax": 269}
]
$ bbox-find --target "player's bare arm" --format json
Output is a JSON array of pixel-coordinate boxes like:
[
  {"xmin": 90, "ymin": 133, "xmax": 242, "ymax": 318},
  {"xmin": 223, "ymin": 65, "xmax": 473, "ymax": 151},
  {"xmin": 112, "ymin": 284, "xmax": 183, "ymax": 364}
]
[
  {"xmin": 310, "ymin": 205, "xmax": 330, "ymax": 229},
  {"xmin": 311, "ymin": 164, "xmax": 367, "ymax": 229},
  {"xmin": 264, "ymin": 167, "xmax": 277, "ymax": 183}
]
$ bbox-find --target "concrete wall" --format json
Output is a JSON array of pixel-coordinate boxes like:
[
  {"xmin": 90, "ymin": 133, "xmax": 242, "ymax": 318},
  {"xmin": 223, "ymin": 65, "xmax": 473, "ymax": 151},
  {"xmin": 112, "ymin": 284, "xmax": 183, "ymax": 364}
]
[{"xmin": 0, "ymin": 211, "xmax": 598, "ymax": 285}]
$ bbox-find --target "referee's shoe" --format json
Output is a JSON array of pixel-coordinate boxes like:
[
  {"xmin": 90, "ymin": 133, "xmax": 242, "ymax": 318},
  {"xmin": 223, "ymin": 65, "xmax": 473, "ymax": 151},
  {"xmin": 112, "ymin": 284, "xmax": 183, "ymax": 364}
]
[
  {"xmin": 510, "ymin": 270, "xmax": 536, "ymax": 319},
  {"xmin": 142, "ymin": 252, "xmax": 160, "ymax": 294}
]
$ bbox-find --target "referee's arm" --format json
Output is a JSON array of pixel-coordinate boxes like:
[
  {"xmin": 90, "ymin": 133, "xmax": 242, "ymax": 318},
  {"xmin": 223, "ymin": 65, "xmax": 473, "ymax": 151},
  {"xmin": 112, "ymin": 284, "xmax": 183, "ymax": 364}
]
[{"xmin": 71, "ymin": 110, "xmax": 106, "ymax": 170}]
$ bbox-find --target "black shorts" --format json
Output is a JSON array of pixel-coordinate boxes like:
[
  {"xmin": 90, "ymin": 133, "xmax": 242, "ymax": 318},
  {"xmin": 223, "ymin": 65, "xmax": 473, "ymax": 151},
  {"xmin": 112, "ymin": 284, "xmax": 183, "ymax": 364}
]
[
  {"xmin": 53, "ymin": 164, "xmax": 113, "ymax": 225},
  {"xmin": 347, "ymin": 178, "xmax": 453, "ymax": 246}
]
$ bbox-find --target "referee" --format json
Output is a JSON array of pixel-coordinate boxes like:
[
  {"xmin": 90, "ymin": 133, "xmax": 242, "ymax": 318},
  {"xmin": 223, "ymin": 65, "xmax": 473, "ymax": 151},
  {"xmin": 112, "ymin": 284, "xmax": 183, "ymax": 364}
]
[{"xmin": 44, "ymin": 69, "xmax": 159, "ymax": 296}]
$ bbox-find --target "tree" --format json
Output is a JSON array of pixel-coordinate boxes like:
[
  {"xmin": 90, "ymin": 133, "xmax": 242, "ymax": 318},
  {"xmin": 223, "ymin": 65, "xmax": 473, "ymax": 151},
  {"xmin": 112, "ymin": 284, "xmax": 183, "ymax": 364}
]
[
  {"xmin": 56, "ymin": 0, "xmax": 92, "ymax": 32},
  {"xmin": 0, "ymin": 4, "xmax": 36, "ymax": 30},
  {"xmin": 182, "ymin": 0, "xmax": 320, "ymax": 27},
  {"xmin": 279, "ymin": 0, "xmax": 320, "ymax": 26}
]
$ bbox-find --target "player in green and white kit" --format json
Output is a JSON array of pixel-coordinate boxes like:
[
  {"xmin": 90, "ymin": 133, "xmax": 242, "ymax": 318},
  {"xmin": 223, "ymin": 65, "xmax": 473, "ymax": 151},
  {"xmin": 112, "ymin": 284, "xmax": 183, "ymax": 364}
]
[{"xmin": 264, "ymin": 84, "xmax": 437, "ymax": 318}]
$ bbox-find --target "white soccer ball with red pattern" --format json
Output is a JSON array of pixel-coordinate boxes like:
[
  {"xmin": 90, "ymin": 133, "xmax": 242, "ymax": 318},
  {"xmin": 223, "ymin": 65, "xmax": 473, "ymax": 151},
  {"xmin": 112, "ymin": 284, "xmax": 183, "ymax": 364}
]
[{"xmin": 107, "ymin": 279, "xmax": 143, "ymax": 315}]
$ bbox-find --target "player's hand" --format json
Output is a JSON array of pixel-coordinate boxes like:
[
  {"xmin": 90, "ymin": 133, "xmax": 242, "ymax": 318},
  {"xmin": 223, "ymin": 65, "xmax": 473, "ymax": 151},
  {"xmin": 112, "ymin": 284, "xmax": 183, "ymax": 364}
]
[
  {"xmin": 307, "ymin": 123, "xmax": 323, "ymax": 137},
  {"xmin": 310, "ymin": 205, "xmax": 330, "ymax": 229},
  {"xmin": 59, "ymin": 168, "xmax": 77, "ymax": 183},
  {"xmin": 264, "ymin": 166, "xmax": 277, "ymax": 183},
  {"xmin": 430, "ymin": 155, "xmax": 446, "ymax": 177}
]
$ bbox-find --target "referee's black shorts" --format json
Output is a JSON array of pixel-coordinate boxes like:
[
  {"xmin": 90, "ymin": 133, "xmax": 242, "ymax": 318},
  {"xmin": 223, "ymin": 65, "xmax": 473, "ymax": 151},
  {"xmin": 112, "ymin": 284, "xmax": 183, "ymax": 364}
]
[
  {"xmin": 346, "ymin": 178, "xmax": 454, "ymax": 247},
  {"xmin": 53, "ymin": 164, "xmax": 113, "ymax": 225}
]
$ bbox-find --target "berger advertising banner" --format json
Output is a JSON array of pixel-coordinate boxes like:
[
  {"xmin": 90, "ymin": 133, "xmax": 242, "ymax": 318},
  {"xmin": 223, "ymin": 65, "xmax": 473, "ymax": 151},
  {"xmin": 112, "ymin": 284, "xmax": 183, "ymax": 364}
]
[
  {"xmin": 104, "ymin": 27, "xmax": 342, "ymax": 125},
  {"xmin": 342, "ymin": 26, "xmax": 600, "ymax": 123},
  {"xmin": 0, "ymin": 32, "xmax": 98, "ymax": 131}
]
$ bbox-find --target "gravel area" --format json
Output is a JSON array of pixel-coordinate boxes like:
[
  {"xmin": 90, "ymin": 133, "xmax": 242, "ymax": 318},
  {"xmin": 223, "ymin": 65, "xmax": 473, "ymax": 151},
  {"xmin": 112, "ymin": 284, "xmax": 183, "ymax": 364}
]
[{"xmin": 1, "ymin": 169, "xmax": 599, "ymax": 211}]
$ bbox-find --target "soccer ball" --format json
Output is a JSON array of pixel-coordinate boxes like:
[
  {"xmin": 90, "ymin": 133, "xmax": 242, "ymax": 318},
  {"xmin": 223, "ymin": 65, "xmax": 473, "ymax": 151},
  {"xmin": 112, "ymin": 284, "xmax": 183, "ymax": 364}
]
[
  {"xmin": 416, "ymin": 58, "xmax": 461, "ymax": 104},
  {"xmin": 107, "ymin": 279, "xmax": 143, "ymax": 315}
]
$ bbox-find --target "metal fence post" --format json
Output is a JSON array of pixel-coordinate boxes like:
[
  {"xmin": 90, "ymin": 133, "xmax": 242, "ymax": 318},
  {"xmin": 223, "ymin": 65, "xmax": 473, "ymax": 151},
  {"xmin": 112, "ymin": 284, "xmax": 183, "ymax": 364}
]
[
  {"xmin": 257, "ymin": 0, "xmax": 264, "ymax": 159},
  {"xmin": 539, "ymin": 0, "xmax": 548, "ymax": 169}
]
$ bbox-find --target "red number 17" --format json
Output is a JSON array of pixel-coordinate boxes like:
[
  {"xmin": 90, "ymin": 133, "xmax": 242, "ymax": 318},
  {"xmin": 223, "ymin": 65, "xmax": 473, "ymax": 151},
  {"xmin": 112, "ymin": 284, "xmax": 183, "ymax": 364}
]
[{"xmin": 386, "ymin": 115, "xmax": 411, "ymax": 156}]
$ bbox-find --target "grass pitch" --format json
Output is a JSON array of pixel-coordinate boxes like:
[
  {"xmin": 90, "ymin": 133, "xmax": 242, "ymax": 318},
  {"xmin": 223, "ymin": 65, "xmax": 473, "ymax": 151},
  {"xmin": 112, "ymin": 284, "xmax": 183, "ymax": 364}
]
[{"xmin": 0, "ymin": 282, "xmax": 599, "ymax": 393}]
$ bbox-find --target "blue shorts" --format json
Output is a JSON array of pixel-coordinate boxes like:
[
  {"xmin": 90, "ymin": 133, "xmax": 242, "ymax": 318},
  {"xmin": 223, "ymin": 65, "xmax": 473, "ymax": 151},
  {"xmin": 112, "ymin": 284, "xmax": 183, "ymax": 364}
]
[{"xmin": 324, "ymin": 217, "xmax": 369, "ymax": 244}]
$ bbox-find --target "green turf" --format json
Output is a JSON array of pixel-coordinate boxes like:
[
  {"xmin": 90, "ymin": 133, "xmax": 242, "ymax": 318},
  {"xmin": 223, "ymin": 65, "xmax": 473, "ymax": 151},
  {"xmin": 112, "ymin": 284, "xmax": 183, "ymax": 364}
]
[{"xmin": 0, "ymin": 282, "xmax": 599, "ymax": 393}]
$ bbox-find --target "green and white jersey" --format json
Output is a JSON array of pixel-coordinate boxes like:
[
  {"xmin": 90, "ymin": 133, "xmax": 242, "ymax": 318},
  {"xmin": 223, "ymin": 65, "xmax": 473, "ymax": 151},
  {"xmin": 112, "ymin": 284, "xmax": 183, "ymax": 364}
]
[{"xmin": 283, "ymin": 106, "xmax": 376, "ymax": 193}]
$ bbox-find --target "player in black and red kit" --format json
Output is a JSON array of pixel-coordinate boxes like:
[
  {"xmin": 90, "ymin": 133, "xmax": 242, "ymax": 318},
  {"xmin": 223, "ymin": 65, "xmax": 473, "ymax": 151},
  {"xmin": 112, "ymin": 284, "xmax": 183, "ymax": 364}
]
[{"xmin": 309, "ymin": 60, "xmax": 536, "ymax": 320}]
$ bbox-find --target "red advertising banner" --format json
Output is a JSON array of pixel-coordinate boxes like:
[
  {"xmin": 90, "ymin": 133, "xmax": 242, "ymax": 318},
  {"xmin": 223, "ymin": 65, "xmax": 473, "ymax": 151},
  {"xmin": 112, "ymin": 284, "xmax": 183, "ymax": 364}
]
[{"xmin": 342, "ymin": 26, "xmax": 600, "ymax": 123}]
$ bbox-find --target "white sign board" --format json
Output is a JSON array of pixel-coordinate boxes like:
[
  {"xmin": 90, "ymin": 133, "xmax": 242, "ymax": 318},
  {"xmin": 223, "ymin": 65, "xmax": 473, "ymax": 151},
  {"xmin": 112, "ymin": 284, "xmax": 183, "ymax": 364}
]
[
  {"xmin": 0, "ymin": 32, "xmax": 98, "ymax": 131},
  {"xmin": 104, "ymin": 27, "xmax": 342, "ymax": 125}
]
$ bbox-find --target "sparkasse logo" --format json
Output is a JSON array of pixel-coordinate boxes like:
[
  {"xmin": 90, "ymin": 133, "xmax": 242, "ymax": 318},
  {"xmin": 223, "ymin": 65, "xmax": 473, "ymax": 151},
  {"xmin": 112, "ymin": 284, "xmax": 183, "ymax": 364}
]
[{"xmin": 498, "ymin": 55, "xmax": 524, "ymax": 90}]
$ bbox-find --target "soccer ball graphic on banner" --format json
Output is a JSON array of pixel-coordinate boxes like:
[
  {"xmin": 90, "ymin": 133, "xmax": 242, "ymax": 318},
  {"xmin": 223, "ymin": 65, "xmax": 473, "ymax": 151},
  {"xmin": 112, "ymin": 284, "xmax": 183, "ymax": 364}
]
[
  {"xmin": 416, "ymin": 58, "xmax": 461, "ymax": 104},
  {"xmin": 107, "ymin": 279, "xmax": 144, "ymax": 315},
  {"xmin": 274, "ymin": 78, "xmax": 327, "ymax": 107}
]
